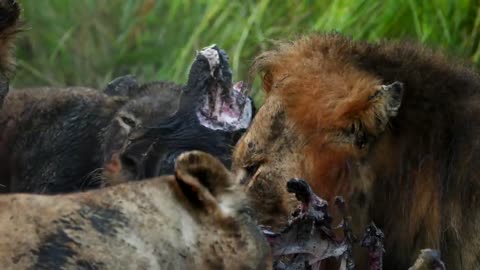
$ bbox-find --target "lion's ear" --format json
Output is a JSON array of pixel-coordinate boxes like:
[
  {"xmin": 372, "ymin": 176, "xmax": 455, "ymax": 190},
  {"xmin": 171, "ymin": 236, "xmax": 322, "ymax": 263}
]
[
  {"xmin": 262, "ymin": 71, "xmax": 274, "ymax": 93},
  {"xmin": 382, "ymin": 81, "xmax": 404, "ymax": 117},
  {"xmin": 174, "ymin": 151, "xmax": 233, "ymax": 212}
]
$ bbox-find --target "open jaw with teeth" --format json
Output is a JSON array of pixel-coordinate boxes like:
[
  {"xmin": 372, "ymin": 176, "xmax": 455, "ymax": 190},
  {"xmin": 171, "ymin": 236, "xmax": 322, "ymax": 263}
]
[{"xmin": 195, "ymin": 44, "xmax": 253, "ymax": 132}]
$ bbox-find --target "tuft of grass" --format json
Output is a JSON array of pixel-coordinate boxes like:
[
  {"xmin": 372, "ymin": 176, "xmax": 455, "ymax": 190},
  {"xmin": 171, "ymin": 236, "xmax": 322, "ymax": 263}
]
[{"xmin": 13, "ymin": 0, "xmax": 480, "ymax": 106}]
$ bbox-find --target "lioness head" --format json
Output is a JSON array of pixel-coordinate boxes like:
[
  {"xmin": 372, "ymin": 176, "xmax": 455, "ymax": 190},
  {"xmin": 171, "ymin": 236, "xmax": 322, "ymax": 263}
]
[
  {"xmin": 0, "ymin": 151, "xmax": 272, "ymax": 269},
  {"xmin": 233, "ymin": 35, "xmax": 404, "ymax": 229},
  {"xmin": 169, "ymin": 150, "xmax": 272, "ymax": 269}
]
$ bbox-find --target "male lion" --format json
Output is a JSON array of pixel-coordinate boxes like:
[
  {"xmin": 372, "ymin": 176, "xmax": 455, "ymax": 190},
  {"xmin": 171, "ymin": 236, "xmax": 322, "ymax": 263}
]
[
  {"xmin": 0, "ymin": 151, "xmax": 271, "ymax": 269},
  {"xmin": 233, "ymin": 33, "xmax": 480, "ymax": 269}
]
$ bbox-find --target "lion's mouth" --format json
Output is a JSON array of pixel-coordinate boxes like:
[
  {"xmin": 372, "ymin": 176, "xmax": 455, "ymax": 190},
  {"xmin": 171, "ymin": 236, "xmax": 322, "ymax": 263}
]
[
  {"xmin": 242, "ymin": 163, "xmax": 262, "ymax": 185},
  {"xmin": 262, "ymin": 179, "xmax": 355, "ymax": 269}
]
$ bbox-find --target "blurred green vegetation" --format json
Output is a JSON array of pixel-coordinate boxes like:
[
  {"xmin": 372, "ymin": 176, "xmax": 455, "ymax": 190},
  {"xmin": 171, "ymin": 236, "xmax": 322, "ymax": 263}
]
[{"xmin": 13, "ymin": 0, "xmax": 480, "ymax": 105}]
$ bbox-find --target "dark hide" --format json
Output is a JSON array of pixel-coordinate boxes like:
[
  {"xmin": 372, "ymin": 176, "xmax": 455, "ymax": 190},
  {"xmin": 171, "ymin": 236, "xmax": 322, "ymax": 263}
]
[
  {"xmin": 131, "ymin": 104, "xmax": 246, "ymax": 179},
  {"xmin": 99, "ymin": 45, "xmax": 254, "ymax": 185},
  {"xmin": 0, "ymin": 89, "xmax": 128, "ymax": 193},
  {"xmin": 0, "ymin": 45, "xmax": 254, "ymax": 194}
]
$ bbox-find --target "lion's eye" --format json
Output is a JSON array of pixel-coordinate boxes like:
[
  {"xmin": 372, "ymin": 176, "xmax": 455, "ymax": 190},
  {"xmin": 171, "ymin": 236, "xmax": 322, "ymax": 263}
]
[{"xmin": 349, "ymin": 123, "xmax": 356, "ymax": 135}]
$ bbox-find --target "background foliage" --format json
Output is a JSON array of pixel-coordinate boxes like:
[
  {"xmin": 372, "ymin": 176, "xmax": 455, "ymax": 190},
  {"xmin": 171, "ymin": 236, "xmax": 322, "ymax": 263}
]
[{"xmin": 13, "ymin": 0, "xmax": 480, "ymax": 104}]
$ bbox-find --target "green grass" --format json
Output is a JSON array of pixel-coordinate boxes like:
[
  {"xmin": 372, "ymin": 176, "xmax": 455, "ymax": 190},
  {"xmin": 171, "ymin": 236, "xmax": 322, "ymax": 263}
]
[{"xmin": 13, "ymin": 0, "xmax": 480, "ymax": 105}]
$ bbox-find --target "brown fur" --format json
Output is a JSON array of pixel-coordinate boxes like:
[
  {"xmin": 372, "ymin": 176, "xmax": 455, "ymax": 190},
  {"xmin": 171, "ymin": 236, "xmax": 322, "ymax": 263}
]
[
  {"xmin": 0, "ymin": 151, "xmax": 272, "ymax": 269},
  {"xmin": 234, "ymin": 33, "xmax": 480, "ymax": 269}
]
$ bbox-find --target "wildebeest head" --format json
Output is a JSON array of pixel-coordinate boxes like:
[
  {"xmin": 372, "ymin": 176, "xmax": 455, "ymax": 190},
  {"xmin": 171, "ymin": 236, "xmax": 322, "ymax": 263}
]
[{"xmin": 102, "ymin": 45, "xmax": 254, "ymax": 184}]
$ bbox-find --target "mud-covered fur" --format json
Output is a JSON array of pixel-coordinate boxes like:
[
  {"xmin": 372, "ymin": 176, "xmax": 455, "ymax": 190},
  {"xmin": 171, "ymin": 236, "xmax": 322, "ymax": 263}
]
[
  {"xmin": 233, "ymin": 33, "xmax": 480, "ymax": 269},
  {"xmin": 0, "ymin": 151, "xmax": 272, "ymax": 269}
]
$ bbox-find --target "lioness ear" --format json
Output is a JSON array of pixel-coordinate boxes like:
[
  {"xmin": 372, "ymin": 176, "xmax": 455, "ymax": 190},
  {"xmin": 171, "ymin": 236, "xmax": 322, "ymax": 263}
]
[
  {"xmin": 382, "ymin": 81, "xmax": 404, "ymax": 117},
  {"xmin": 174, "ymin": 151, "xmax": 233, "ymax": 212}
]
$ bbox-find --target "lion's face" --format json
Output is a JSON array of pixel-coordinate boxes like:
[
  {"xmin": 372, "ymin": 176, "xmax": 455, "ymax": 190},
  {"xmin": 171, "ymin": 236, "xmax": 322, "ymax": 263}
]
[
  {"xmin": 233, "ymin": 95, "xmax": 306, "ymax": 226},
  {"xmin": 233, "ymin": 36, "xmax": 404, "ymax": 228}
]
